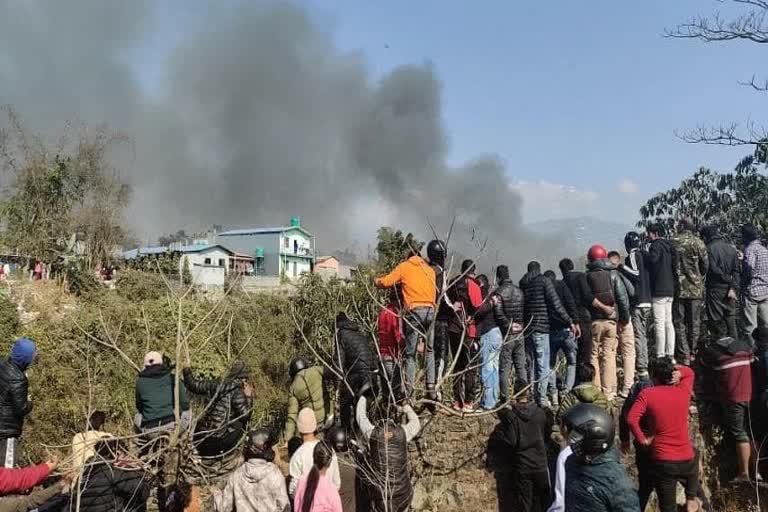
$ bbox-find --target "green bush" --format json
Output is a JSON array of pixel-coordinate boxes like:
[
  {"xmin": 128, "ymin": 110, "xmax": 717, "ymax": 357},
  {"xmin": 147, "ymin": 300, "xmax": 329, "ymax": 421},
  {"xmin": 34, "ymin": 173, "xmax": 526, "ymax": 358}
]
[
  {"xmin": 0, "ymin": 296, "xmax": 20, "ymax": 346},
  {"xmin": 115, "ymin": 268, "xmax": 169, "ymax": 301}
]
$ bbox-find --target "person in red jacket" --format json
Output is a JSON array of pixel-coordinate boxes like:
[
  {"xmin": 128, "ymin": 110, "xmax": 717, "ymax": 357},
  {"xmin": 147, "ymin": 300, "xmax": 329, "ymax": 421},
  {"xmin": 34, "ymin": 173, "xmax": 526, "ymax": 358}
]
[
  {"xmin": 699, "ymin": 331, "xmax": 757, "ymax": 482},
  {"xmin": 627, "ymin": 357, "xmax": 698, "ymax": 512},
  {"xmin": 0, "ymin": 457, "xmax": 57, "ymax": 496},
  {"xmin": 378, "ymin": 289, "xmax": 404, "ymax": 402}
]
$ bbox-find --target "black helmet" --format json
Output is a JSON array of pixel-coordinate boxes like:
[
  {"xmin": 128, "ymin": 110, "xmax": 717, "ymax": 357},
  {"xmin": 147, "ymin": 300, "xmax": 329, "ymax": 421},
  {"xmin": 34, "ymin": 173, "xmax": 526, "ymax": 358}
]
[
  {"xmin": 289, "ymin": 357, "xmax": 309, "ymax": 379},
  {"xmin": 427, "ymin": 239, "xmax": 446, "ymax": 267},
  {"xmin": 562, "ymin": 403, "xmax": 615, "ymax": 458},
  {"xmin": 624, "ymin": 231, "xmax": 642, "ymax": 252},
  {"xmin": 245, "ymin": 427, "xmax": 274, "ymax": 461},
  {"xmin": 327, "ymin": 425, "xmax": 348, "ymax": 453}
]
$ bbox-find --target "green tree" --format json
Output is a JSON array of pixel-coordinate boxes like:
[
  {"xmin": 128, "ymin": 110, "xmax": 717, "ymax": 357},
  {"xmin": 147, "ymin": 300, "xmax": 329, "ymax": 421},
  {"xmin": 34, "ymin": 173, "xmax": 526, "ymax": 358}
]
[
  {"xmin": 375, "ymin": 226, "xmax": 424, "ymax": 272},
  {"xmin": 639, "ymin": 155, "xmax": 768, "ymax": 240}
]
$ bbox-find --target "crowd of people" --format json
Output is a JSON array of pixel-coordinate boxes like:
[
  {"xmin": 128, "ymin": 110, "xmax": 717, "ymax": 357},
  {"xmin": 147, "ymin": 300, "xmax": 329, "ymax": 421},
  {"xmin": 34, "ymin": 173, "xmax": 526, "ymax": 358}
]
[{"xmin": 0, "ymin": 220, "xmax": 766, "ymax": 511}]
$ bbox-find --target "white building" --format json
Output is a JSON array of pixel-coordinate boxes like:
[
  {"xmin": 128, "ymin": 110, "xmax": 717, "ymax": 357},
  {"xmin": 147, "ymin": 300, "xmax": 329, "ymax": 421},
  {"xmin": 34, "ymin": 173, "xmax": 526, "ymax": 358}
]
[{"xmin": 177, "ymin": 244, "xmax": 234, "ymax": 287}]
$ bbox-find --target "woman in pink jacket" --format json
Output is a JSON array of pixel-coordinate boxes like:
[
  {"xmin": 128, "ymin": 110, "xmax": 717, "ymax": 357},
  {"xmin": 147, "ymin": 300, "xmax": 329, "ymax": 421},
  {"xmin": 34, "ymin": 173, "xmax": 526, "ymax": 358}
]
[{"xmin": 294, "ymin": 442, "xmax": 342, "ymax": 512}]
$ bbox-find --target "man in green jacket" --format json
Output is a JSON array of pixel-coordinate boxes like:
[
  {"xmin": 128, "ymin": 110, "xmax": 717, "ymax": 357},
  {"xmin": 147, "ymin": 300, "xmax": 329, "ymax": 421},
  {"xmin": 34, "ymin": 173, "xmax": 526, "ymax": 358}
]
[
  {"xmin": 134, "ymin": 351, "xmax": 190, "ymax": 437},
  {"xmin": 554, "ymin": 363, "xmax": 611, "ymax": 441},
  {"xmin": 672, "ymin": 218, "xmax": 709, "ymax": 365},
  {"xmin": 283, "ymin": 357, "xmax": 332, "ymax": 440}
]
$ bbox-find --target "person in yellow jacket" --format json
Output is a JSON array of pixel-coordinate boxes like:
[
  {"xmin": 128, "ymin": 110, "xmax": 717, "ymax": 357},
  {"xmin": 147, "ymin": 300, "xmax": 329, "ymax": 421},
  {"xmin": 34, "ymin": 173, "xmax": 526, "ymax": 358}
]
[
  {"xmin": 283, "ymin": 357, "xmax": 332, "ymax": 441},
  {"xmin": 376, "ymin": 248, "xmax": 437, "ymax": 398}
]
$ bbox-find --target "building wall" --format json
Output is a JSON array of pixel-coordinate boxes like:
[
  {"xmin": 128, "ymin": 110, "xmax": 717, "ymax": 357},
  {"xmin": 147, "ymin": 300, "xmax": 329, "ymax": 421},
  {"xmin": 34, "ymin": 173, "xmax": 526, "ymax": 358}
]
[
  {"xmin": 315, "ymin": 257, "xmax": 339, "ymax": 272},
  {"xmin": 216, "ymin": 233, "xmax": 280, "ymax": 276},
  {"xmin": 179, "ymin": 247, "xmax": 232, "ymax": 286},
  {"xmin": 190, "ymin": 265, "xmax": 226, "ymax": 287},
  {"xmin": 183, "ymin": 247, "xmax": 232, "ymax": 271}
]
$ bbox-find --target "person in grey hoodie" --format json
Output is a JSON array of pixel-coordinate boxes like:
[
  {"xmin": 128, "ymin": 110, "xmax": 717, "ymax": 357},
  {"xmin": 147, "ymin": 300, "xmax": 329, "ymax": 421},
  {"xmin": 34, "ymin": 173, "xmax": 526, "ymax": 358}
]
[{"xmin": 214, "ymin": 428, "xmax": 289, "ymax": 512}]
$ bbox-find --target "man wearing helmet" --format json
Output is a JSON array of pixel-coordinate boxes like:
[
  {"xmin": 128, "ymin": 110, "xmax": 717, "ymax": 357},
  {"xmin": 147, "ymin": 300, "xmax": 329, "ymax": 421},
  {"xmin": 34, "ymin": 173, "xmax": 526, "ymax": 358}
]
[
  {"xmin": 327, "ymin": 426, "xmax": 358, "ymax": 512},
  {"xmin": 427, "ymin": 239, "xmax": 450, "ymax": 400},
  {"xmin": 283, "ymin": 357, "xmax": 332, "ymax": 441},
  {"xmin": 581, "ymin": 244, "xmax": 630, "ymax": 401},
  {"xmin": 562, "ymin": 404, "xmax": 639, "ymax": 512}
]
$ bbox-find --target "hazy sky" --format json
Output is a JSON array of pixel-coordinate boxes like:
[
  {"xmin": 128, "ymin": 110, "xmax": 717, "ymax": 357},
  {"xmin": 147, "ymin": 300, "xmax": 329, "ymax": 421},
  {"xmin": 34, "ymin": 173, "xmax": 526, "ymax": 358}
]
[
  {"xmin": 0, "ymin": 0, "xmax": 766, "ymax": 231},
  {"xmin": 135, "ymin": 0, "xmax": 763, "ymax": 224}
]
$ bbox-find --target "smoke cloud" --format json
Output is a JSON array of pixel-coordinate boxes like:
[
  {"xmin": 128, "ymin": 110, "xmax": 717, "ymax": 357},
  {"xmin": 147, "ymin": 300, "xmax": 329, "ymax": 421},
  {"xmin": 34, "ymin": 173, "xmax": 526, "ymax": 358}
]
[{"xmin": 0, "ymin": 0, "xmax": 550, "ymax": 271}]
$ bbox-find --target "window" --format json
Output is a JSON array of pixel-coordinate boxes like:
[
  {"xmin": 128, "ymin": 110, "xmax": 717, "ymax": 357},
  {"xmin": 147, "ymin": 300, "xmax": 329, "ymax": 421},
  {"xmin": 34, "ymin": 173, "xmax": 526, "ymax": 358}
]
[
  {"xmin": 204, "ymin": 257, "xmax": 211, "ymax": 265},
  {"xmin": 284, "ymin": 237, "xmax": 290, "ymax": 249},
  {"xmin": 218, "ymin": 258, "xmax": 225, "ymax": 267},
  {"xmin": 292, "ymin": 261, "xmax": 297, "ymax": 277}
]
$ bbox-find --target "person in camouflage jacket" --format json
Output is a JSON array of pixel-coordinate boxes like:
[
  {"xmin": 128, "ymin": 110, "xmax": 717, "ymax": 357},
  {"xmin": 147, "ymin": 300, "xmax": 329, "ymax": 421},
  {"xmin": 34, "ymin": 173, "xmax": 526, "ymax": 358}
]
[{"xmin": 672, "ymin": 219, "xmax": 709, "ymax": 364}]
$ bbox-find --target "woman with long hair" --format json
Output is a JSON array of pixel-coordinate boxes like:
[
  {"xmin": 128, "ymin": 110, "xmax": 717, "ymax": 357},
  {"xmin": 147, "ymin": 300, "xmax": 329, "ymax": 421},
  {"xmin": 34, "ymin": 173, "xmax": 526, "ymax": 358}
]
[{"xmin": 294, "ymin": 442, "xmax": 342, "ymax": 512}]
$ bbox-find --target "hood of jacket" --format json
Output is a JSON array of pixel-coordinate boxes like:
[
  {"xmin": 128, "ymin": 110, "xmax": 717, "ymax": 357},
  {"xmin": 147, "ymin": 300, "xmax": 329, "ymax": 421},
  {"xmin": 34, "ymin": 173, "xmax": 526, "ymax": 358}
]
[
  {"xmin": 509, "ymin": 402, "xmax": 537, "ymax": 422},
  {"xmin": 587, "ymin": 259, "xmax": 615, "ymax": 272},
  {"xmin": 241, "ymin": 459, "xmax": 278, "ymax": 484},
  {"xmin": 570, "ymin": 383, "xmax": 605, "ymax": 403},
  {"xmin": 337, "ymin": 318, "xmax": 362, "ymax": 334},
  {"xmin": 139, "ymin": 364, "xmax": 170, "ymax": 379}
]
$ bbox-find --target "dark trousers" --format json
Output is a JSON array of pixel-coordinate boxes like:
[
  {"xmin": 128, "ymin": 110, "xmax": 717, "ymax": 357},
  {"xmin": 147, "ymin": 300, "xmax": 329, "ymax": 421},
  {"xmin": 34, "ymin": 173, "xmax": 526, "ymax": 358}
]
[
  {"xmin": 434, "ymin": 320, "xmax": 450, "ymax": 386},
  {"xmin": 706, "ymin": 287, "xmax": 738, "ymax": 339},
  {"xmin": 449, "ymin": 331, "xmax": 477, "ymax": 404},
  {"xmin": 499, "ymin": 335, "xmax": 527, "ymax": 401},
  {"xmin": 495, "ymin": 471, "xmax": 550, "ymax": 512},
  {"xmin": 576, "ymin": 320, "xmax": 593, "ymax": 366},
  {"xmin": 673, "ymin": 298, "xmax": 703, "ymax": 363},
  {"xmin": 636, "ymin": 447, "xmax": 654, "ymax": 512},
  {"xmin": 195, "ymin": 426, "xmax": 243, "ymax": 457},
  {"xmin": 653, "ymin": 456, "xmax": 699, "ymax": 512}
]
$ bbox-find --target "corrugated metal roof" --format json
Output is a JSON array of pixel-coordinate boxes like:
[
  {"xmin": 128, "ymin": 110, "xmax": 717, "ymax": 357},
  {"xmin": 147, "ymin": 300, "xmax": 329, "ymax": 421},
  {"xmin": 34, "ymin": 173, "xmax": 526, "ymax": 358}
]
[
  {"xmin": 123, "ymin": 244, "xmax": 233, "ymax": 259},
  {"xmin": 217, "ymin": 226, "xmax": 313, "ymax": 237}
]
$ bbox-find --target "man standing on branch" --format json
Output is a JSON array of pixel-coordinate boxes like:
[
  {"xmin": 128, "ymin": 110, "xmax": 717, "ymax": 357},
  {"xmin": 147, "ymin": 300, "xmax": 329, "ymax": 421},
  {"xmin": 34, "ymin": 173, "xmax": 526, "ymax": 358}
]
[
  {"xmin": 544, "ymin": 270, "xmax": 580, "ymax": 407},
  {"xmin": 520, "ymin": 261, "xmax": 575, "ymax": 408},
  {"xmin": 376, "ymin": 246, "xmax": 437, "ymax": 398},
  {"xmin": 672, "ymin": 219, "xmax": 709, "ymax": 365},
  {"xmin": 426, "ymin": 240, "xmax": 451, "ymax": 398}
]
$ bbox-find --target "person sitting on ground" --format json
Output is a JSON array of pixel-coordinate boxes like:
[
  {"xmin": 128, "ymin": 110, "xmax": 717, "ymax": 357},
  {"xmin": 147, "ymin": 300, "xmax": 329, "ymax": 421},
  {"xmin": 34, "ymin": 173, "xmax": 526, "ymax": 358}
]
[
  {"xmin": 698, "ymin": 328, "xmax": 758, "ymax": 482},
  {"xmin": 327, "ymin": 426, "xmax": 357, "ymax": 512},
  {"xmin": 183, "ymin": 360, "xmax": 254, "ymax": 457},
  {"xmin": 332, "ymin": 314, "xmax": 376, "ymax": 432},
  {"xmin": 134, "ymin": 351, "xmax": 190, "ymax": 438},
  {"xmin": 563, "ymin": 403, "xmax": 639, "ymax": 512},
  {"xmin": 0, "ymin": 338, "xmax": 37, "ymax": 468},
  {"xmin": 294, "ymin": 442, "xmax": 343, "ymax": 512},
  {"xmin": 486, "ymin": 382, "xmax": 551, "ymax": 512},
  {"xmin": 284, "ymin": 357, "xmax": 332, "ymax": 442},
  {"xmin": 214, "ymin": 428, "xmax": 289, "ymax": 512},
  {"xmin": 75, "ymin": 439, "xmax": 151, "ymax": 512},
  {"xmin": 627, "ymin": 358, "xmax": 698, "ymax": 512},
  {"xmin": 288, "ymin": 409, "xmax": 340, "ymax": 499},
  {"xmin": 356, "ymin": 395, "xmax": 420, "ymax": 512},
  {"xmin": 71, "ymin": 411, "xmax": 113, "ymax": 477},
  {"xmin": 555, "ymin": 363, "xmax": 610, "ymax": 436}
]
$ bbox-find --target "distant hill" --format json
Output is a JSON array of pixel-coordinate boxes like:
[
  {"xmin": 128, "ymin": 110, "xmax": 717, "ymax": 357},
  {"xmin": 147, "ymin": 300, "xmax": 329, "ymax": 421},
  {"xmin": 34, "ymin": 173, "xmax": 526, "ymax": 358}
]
[{"xmin": 527, "ymin": 217, "xmax": 634, "ymax": 257}]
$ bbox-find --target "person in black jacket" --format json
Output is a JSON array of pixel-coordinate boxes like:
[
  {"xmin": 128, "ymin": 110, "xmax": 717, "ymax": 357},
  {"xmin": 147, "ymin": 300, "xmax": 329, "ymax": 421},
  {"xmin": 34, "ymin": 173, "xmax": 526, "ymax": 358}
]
[
  {"xmin": 74, "ymin": 439, "xmax": 151, "ymax": 512},
  {"xmin": 646, "ymin": 223, "xmax": 677, "ymax": 359},
  {"xmin": 183, "ymin": 361, "xmax": 254, "ymax": 457},
  {"xmin": 0, "ymin": 338, "xmax": 36, "ymax": 468},
  {"xmin": 486, "ymin": 383, "xmax": 551, "ymax": 512},
  {"xmin": 333, "ymin": 313, "xmax": 377, "ymax": 432},
  {"xmin": 544, "ymin": 270, "xmax": 580, "ymax": 407},
  {"xmin": 701, "ymin": 225, "xmax": 740, "ymax": 339},
  {"xmin": 493, "ymin": 265, "xmax": 526, "ymax": 404},
  {"xmin": 621, "ymin": 232, "xmax": 653, "ymax": 379},
  {"xmin": 559, "ymin": 259, "xmax": 594, "ymax": 366},
  {"xmin": 520, "ymin": 261, "xmax": 575, "ymax": 408},
  {"xmin": 427, "ymin": 239, "xmax": 451, "ymax": 400}
]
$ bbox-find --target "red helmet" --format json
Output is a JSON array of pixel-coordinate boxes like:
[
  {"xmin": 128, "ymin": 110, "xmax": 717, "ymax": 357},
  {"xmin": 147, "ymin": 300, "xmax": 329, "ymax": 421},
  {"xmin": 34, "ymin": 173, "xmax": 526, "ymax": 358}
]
[{"xmin": 587, "ymin": 244, "xmax": 608, "ymax": 262}]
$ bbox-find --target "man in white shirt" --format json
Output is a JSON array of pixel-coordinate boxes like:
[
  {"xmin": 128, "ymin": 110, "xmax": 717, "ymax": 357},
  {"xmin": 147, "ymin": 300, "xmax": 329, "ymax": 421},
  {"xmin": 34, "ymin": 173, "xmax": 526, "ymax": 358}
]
[{"xmin": 287, "ymin": 408, "xmax": 340, "ymax": 497}]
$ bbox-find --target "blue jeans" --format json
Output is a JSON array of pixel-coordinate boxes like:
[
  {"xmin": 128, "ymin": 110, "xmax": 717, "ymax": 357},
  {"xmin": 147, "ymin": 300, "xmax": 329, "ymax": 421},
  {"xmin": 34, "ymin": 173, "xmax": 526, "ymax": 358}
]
[
  {"xmin": 526, "ymin": 332, "xmax": 551, "ymax": 406},
  {"xmin": 404, "ymin": 307, "xmax": 435, "ymax": 394},
  {"xmin": 548, "ymin": 328, "xmax": 577, "ymax": 396},
  {"xmin": 480, "ymin": 328, "xmax": 502, "ymax": 409}
]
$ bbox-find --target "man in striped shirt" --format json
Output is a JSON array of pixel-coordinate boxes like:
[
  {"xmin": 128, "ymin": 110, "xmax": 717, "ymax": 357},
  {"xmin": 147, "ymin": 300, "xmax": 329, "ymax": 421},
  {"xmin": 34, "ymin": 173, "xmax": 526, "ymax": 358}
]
[{"xmin": 741, "ymin": 224, "xmax": 768, "ymax": 340}]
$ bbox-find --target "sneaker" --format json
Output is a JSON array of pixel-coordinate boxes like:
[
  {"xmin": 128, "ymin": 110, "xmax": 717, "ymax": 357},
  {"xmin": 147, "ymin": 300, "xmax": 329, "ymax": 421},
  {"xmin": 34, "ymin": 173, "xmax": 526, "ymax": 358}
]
[
  {"xmin": 618, "ymin": 391, "xmax": 629, "ymax": 399},
  {"xmin": 550, "ymin": 393, "xmax": 559, "ymax": 408},
  {"xmin": 733, "ymin": 474, "xmax": 751, "ymax": 484},
  {"xmin": 463, "ymin": 401, "xmax": 476, "ymax": 413},
  {"xmin": 452, "ymin": 401, "xmax": 463, "ymax": 411}
]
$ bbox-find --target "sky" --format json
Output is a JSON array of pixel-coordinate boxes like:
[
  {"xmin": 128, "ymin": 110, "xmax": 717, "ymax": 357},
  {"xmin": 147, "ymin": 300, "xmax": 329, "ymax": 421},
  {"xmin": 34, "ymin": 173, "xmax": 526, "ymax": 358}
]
[{"xmin": 137, "ymin": 0, "xmax": 764, "ymax": 225}]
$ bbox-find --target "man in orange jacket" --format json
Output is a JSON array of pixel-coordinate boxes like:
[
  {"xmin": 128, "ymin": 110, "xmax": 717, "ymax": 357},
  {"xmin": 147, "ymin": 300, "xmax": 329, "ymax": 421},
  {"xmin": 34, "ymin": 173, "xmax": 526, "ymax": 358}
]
[{"xmin": 376, "ymin": 248, "xmax": 437, "ymax": 398}]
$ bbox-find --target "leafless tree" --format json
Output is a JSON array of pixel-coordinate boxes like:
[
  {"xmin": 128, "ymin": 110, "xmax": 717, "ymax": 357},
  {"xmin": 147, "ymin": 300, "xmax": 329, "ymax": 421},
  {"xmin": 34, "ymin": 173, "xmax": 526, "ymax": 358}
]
[{"xmin": 666, "ymin": 1, "xmax": 768, "ymax": 149}]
